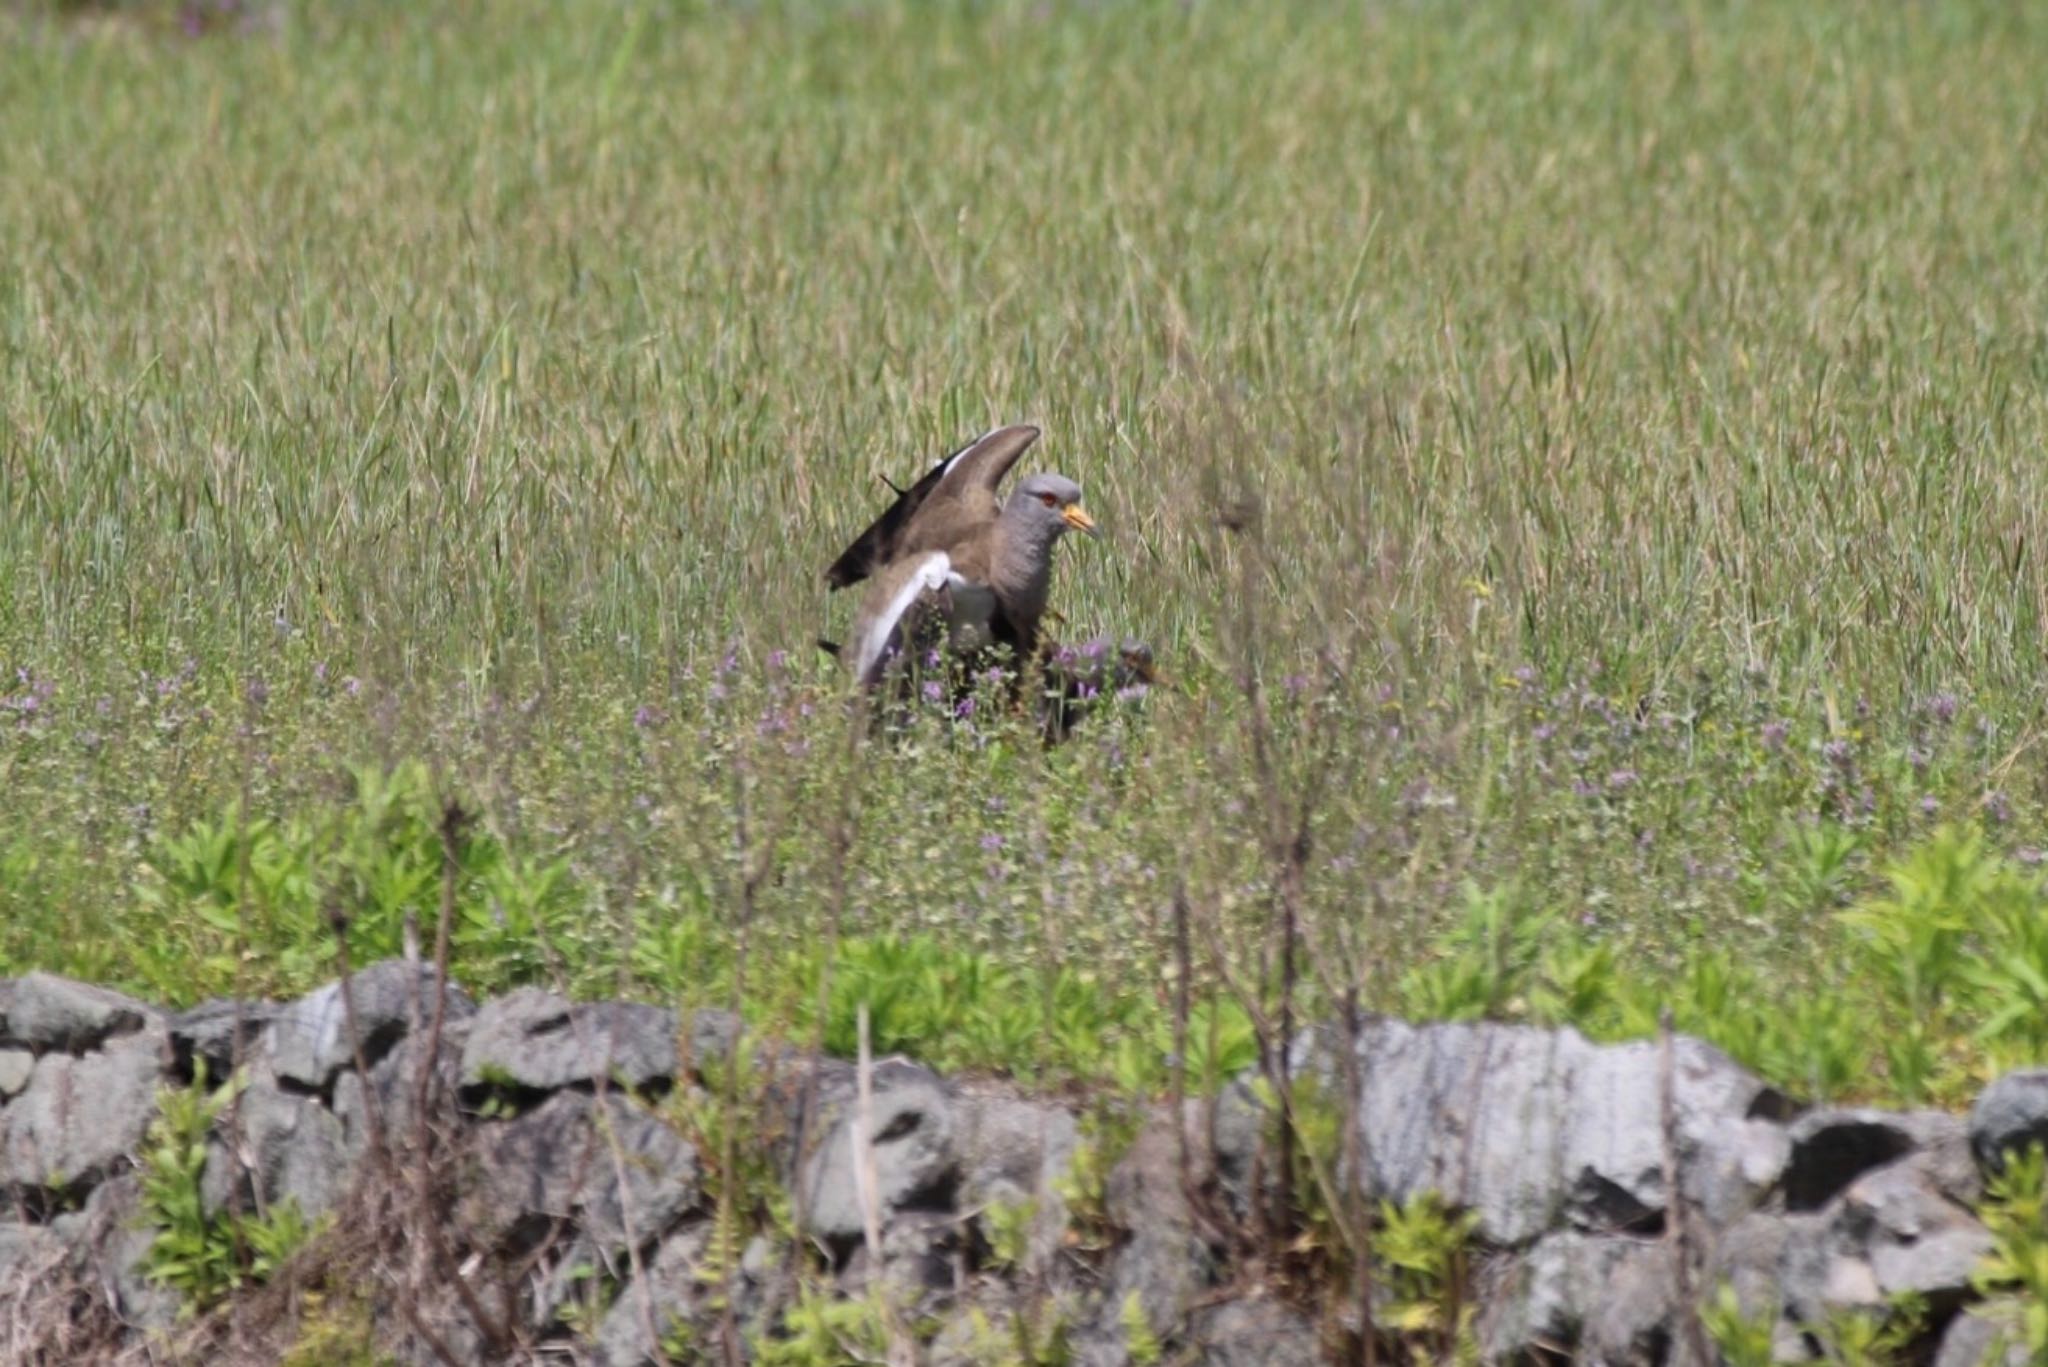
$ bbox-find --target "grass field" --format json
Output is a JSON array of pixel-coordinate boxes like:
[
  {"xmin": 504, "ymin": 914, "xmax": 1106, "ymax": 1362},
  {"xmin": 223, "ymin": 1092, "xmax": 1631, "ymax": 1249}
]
[{"xmin": 6, "ymin": 0, "xmax": 2048, "ymax": 1106}]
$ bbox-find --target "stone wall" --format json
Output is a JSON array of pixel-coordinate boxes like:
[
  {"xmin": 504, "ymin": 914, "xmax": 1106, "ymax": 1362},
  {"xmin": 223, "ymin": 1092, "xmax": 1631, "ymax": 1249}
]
[{"xmin": 2, "ymin": 963, "xmax": 2043, "ymax": 1363}]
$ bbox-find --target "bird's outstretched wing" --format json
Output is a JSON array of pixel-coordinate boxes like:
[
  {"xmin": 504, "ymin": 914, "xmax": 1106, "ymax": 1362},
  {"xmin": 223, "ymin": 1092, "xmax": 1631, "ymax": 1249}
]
[
  {"xmin": 824, "ymin": 425, "xmax": 1040, "ymax": 590},
  {"xmin": 850, "ymin": 552, "xmax": 956, "ymax": 686}
]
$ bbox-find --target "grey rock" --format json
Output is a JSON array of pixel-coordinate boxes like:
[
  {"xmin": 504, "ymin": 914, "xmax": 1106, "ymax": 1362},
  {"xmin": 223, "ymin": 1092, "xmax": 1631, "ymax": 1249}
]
[
  {"xmin": 2, "ymin": 1035, "xmax": 162, "ymax": 1189},
  {"xmin": 838, "ymin": 1207, "xmax": 959, "ymax": 1303},
  {"xmin": 1071, "ymin": 1328, "xmax": 1139, "ymax": 1367},
  {"xmin": 166, "ymin": 996, "xmax": 278, "ymax": 1083},
  {"xmin": 1480, "ymin": 1230, "xmax": 1647, "ymax": 1359},
  {"xmin": 685, "ymin": 1009, "xmax": 743, "ymax": 1072},
  {"xmin": 332, "ymin": 1016, "xmax": 470, "ymax": 1161},
  {"xmin": 927, "ymin": 1305, "xmax": 1007, "ymax": 1367},
  {"xmin": 593, "ymin": 1226, "xmax": 709, "ymax": 1365},
  {"xmin": 594, "ymin": 1223, "xmax": 788, "ymax": 1366},
  {"xmin": 0, "ymin": 1046, "xmax": 32, "ymax": 1100},
  {"xmin": 956, "ymin": 1088, "xmax": 1079, "ymax": 1275},
  {"xmin": 467, "ymin": 1090, "xmax": 700, "ymax": 1260},
  {"xmin": 1278, "ymin": 1019, "xmax": 1779, "ymax": 1245},
  {"xmin": 798, "ymin": 1076, "xmax": 957, "ymax": 1244},
  {"xmin": 81, "ymin": 1173, "xmax": 181, "ymax": 1333},
  {"xmin": 202, "ymin": 1079, "xmax": 351, "ymax": 1220},
  {"xmin": 0, "ymin": 1221, "xmax": 63, "ymax": 1282},
  {"xmin": 1210, "ymin": 1074, "xmax": 1264, "ymax": 1218},
  {"xmin": 267, "ymin": 958, "xmax": 470, "ymax": 1092},
  {"xmin": 1187, "ymin": 1296, "xmax": 1321, "ymax": 1366},
  {"xmin": 1581, "ymin": 1241, "xmax": 1684, "ymax": 1366},
  {"xmin": 1971, "ymin": 1068, "xmax": 2048, "ymax": 1174},
  {"xmin": 1785, "ymin": 1107, "xmax": 1977, "ymax": 1209},
  {"xmin": 1834, "ymin": 1161, "xmax": 1990, "ymax": 1303},
  {"xmin": 460, "ymin": 987, "xmax": 678, "ymax": 1095},
  {"xmin": 2, "ymin": 973, "xmax": 158, "ymax": 1053},
  {"xmin": 1936, "ymin": 1303, "xmax": 2034, "ymax": 1367},
  {"xmin": 1100, "ymin": 1108, "xmax": 1216, "ymax": 1347},
  {"xmin": 1694, "ymin": 1115, "xmax": 1793, "ymax": 1228},
  {"xmin": 1705, "ymin": 1210, "xmax": 1798, "ymax": 1317},
  {"xmin": 1731, "ymin": 1206, "xmax": 1884, "ymax": 1322}
]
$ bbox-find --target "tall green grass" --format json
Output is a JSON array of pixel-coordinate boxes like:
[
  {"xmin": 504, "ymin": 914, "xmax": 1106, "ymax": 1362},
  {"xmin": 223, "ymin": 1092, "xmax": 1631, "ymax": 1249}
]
[{"xmin": 5, "ymin": 0, "xmax": 2048, "ymax": 1103}]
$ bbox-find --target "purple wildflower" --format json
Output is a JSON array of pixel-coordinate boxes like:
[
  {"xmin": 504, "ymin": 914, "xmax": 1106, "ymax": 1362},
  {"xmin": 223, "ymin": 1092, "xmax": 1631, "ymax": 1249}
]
[
  {"xmin": 1821, "ymin": 739, "xmax": 1853, "ymax": 768},
  {"xmin": 921, "ymin": 680, "xmax": 944, "ymax": 705},
  {"xmin": 1985, "ymin": 791, "xmax": 2013, "ymax": 824},
  {"xmin": 979, "ymin": 833, "xmax": 1005, "ymax": 852},
  {"xmin": 1925, "ymin": 691, "xmax": 1959, "ymax": 724},
  {"xmin": 955, "ymin": 697, "xmax": 977, "ymax": 719},
  {"xmin": 1760, "ymin": 721, "xmax": 1788, "ymax": 750},
  {"xmin": 342, "ymin": 675, "xmax": 362, "ymax": 698},
  {"xmin": 245, "ymin": 676, "xmax": 269, "ymax": 708},
  {"xmin": 634, "ymin": 705, "xmax": 664, "ymax": 729},
  {"xmin": 2020, "ymin": 848, "xmax": 2044, "ymax": 867},
  {"xmin": 1607, "ymin": 769, "xmax": 1638, "ymax": 791},
  {"xmin": 1919, "ymin": 795, "xmax": 1939, "ymax": 816}
]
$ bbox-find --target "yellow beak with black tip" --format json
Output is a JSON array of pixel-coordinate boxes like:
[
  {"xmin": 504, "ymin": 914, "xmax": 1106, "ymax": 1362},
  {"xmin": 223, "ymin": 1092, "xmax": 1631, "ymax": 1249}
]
[{"xmin": 1062, "ymin": 504, "xmax": 1099, "ymax": 536}]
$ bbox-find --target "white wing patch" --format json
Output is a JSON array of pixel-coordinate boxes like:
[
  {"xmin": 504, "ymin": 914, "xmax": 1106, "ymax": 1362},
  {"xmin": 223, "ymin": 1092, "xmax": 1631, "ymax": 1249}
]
[
  {"xmin": 936, "ymin": 428, "xmax": 997, "ymax": 478},
  {"xmin": 853, "ymin": 552, "xmax": 954, "ymax": 685}
]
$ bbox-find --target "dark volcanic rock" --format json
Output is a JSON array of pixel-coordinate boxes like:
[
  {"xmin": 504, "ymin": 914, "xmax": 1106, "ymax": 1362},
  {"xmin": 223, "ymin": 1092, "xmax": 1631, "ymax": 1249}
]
[
  {"xmin": 1971, "ymin": 1068, "xmax": 2048, "ymax": 1175},
  {"xmin": 798, "ymin": 1074, "xmax": 958, "ymax": 1246},
  {"xmin": 2, "ymin": 1035, "xmax": 163, "ymax": 1191},
  {"xmin": 460, "ymin": 987, "xmax": 679, "ymax": 1096},
  {"xmin": 166, "ymin": 996, "xmax": 279, "ymax": 1084},
  {"xmin": 466, "ymin": 1090, "xmax": 700, "ymax": 1260},
  {"xmin": 3, "ymin": 974, "xmax": 158, "ymax": 1054},
  {"xmin": 266, "ymin": 959, "xmax": 470, "ymax": 1092}
]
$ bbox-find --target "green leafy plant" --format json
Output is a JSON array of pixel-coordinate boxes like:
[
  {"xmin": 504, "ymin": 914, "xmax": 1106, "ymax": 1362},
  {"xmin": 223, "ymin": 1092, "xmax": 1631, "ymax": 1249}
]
[
  {"xmin": 1807, "ymin": 1296, "xmax": 1926, "ymax": 1367},
  {"xmin": 140, "ymin": 1065, "xmax": 328, "ymax": 1312},
  {"xmin": 1376, "ymin": 1190, "xmax": 1480, "ymax": 1362},
  {"xmin": 1970, "ymin": 1143, "xmax": 2048, "ymax": 1355},
  {"xmin": 980, "ymin": 1195, "xmax": 1036, "ymax": 1273},
  {"xmin": 752, "ymin": 1283, "xmax": 893, "ymax": 1366},
  {"xmin": 1395, "ymin": 883, "xmax": 1546, "ymax": 1023},
  {"xmin": 1118, "ymin": 1290, "xmax": 1164, "ymax": 1365},
  {"xmin": 1701, "ymin": 1282, "xmax": 1779, "ymax": 1367}
]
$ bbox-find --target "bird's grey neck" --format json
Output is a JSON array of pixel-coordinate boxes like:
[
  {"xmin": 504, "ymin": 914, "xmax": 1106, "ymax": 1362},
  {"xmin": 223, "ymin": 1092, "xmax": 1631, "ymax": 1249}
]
[{"xmin": 995, "ymin": 502, "xmax": 1063, "ymax": 617}]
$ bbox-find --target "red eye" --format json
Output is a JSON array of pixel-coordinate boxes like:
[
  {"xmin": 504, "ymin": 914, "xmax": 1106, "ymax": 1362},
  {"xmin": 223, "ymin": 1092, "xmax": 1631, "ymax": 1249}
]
[{"xmin": 1038, "ymin": 492, "xmax": 1058, "ymax": 508}]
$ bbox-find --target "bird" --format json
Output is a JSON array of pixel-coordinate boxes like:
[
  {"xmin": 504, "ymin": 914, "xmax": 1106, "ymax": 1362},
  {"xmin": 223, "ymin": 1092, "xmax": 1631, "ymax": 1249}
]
[{"xmin": 822, "ymin": 424, "xmax": 1098, "ymax": 690}]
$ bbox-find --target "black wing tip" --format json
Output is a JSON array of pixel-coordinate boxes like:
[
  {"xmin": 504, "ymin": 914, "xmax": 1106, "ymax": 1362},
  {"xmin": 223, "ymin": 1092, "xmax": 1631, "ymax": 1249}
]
[{"xmin": 816, "ymin": 637, "xmax": 842, "ymax": 659}]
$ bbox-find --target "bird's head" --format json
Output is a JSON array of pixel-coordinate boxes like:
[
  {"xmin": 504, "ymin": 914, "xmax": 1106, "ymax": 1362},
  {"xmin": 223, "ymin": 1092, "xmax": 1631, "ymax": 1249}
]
[{"xmin": 1010, "ymin": 472, "xmax": 1098, "ymax": 539}]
